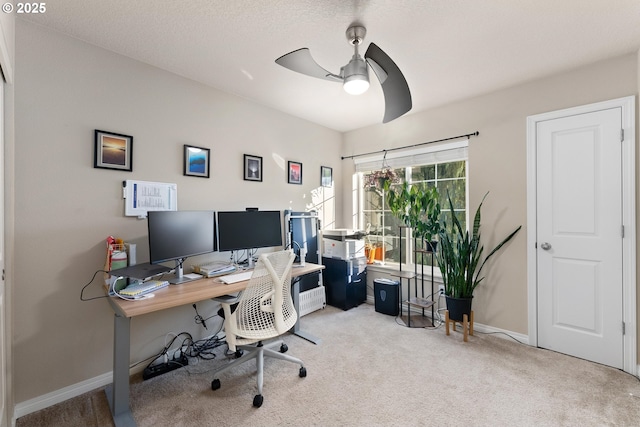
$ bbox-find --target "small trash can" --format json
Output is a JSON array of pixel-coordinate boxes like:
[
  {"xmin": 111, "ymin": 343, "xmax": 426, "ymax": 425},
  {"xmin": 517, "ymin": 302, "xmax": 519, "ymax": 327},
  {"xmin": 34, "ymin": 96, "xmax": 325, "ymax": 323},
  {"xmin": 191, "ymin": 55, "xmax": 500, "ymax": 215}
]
[{"xmin": 374, "ymin": 278, "xmax": 400, "ymax": 316}]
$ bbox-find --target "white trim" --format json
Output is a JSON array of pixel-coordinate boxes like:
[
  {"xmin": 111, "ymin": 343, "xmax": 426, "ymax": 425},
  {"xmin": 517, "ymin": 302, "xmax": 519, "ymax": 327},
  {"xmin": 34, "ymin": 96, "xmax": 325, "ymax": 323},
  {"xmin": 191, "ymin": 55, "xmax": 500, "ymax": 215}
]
[
  {"xmin": 13, "ymin": 356, "xmax": 175, "ymax": 422},
  {"xmin": 621, "ymin": 97, "xmax": 637, "ymax": 376},
  {"xmin": 357, "ymin": 145, "xmax": 468, "ymax": 268},
  {"xmin": 526, "ymin": 112, "xmax": 539, "ymax": 347},
  {"xmin": 13, "ymin": 372, "xmax": 113, "ymax": 421},
  {"xmin": 526, "ymin": 95, "xmax": 636, "ymax": 376},
  {"xmin": 0, "ymin": 15, "xmax": 13, "ymax": 84}
]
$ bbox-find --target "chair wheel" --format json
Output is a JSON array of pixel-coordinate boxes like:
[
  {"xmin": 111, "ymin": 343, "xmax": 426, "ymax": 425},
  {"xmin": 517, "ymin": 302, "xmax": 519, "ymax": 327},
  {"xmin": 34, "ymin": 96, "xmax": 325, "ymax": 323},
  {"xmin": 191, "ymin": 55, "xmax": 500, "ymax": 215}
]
[
  {"xmin": 299, "ymin": 367, "xmax": 307, "ymax": 377},
  {"xmin": 253, "ymin": 394, "xmax": 263, "ymax": 407},
  {"xmin": 211, "ymin": 379, "xmax": 221, "ymax": 390},
  {"xmin": 280, "ymin": 343, "xmax": 288, "ymax": 353},
  {"xmin": 235, "ymin": 350, "xmax": 243, "ymax": 358}
]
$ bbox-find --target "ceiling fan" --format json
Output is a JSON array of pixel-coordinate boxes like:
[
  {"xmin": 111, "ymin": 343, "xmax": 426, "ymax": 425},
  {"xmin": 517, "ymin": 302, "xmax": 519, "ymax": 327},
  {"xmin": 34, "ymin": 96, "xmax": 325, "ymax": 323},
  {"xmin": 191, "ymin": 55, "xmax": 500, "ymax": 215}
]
[{"xmin": 275, "ymin": 25, "xmax": 412, "ymax": 124}]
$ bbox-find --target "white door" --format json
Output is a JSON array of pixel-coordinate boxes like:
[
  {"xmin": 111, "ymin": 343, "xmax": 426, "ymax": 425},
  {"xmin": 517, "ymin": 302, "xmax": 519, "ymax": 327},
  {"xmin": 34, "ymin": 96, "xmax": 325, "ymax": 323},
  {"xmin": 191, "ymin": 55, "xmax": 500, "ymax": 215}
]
[{"xmin": 535, "ymin": 107, "xmax": 623, "ymax": 368}]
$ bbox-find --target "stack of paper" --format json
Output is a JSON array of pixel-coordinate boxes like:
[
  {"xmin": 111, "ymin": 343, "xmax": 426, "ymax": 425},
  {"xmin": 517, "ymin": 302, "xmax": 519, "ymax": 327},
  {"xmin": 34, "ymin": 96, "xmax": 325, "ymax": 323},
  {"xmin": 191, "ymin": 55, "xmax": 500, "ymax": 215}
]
[{"xmin": 193, "ymin": 262, "xmax": 237, "ymax": 278}]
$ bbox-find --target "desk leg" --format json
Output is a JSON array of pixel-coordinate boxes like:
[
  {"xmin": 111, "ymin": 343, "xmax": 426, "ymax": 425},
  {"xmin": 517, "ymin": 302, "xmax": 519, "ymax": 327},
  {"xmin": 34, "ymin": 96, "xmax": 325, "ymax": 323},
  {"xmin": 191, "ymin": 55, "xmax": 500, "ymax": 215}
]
[
  {"xmin": 105, "ymin": 313, "xmax": 137, "ymax": 427},
  {"xmin": 291, "ymin": 278, "xmax": 321, "ymax": 345},
  {"xmin": 399, "ymin": 278, "xmax": 403, "ymax": 318}
]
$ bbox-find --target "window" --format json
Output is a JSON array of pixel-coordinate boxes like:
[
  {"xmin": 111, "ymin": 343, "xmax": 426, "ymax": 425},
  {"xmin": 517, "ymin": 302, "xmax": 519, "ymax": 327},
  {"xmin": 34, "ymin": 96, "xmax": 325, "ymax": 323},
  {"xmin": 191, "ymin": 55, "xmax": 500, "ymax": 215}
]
[{"xmin": 355, "ymin": 141, "xmax": 468, "ymax": 268}]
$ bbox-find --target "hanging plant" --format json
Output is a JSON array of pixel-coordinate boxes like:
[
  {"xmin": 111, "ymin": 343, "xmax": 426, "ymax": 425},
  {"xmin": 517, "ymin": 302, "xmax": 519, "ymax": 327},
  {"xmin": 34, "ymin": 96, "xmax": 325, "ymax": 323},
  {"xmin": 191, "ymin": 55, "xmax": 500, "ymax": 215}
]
[{"xmin": 364, "ymin": 168, "xmax": 400, "ymax": 191}]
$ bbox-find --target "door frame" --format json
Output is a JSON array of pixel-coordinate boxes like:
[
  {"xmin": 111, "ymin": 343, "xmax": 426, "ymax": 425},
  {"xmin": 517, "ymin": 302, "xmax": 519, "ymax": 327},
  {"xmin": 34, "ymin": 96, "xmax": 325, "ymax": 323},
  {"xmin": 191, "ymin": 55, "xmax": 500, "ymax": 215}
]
[{"xmin": 526, "ymin": 96, "xmax": 636, "ymax": 375}]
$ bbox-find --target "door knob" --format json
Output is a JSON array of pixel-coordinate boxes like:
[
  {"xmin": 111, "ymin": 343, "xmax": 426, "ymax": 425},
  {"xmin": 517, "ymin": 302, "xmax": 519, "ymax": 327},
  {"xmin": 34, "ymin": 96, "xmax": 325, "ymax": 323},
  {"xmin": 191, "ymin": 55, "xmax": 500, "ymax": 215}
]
[{"xmin": 540, "ymin": 242, "xmax": 552, "ymax": 250}]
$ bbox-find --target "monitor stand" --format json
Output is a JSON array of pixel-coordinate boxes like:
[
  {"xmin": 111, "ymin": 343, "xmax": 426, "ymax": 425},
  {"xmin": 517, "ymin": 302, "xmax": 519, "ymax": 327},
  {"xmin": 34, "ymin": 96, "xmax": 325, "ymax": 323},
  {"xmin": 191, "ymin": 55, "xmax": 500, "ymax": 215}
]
[
  {"xmin": 234, "ymin": 250, "xmax": 256, "ymax": 270},
  {"xmin": 167, "ymin": 259, "xmax": 196, "ymax": 285},
  {"xmin": 247, "ymin": 252, "xmax": 255, "ymax": 269}
]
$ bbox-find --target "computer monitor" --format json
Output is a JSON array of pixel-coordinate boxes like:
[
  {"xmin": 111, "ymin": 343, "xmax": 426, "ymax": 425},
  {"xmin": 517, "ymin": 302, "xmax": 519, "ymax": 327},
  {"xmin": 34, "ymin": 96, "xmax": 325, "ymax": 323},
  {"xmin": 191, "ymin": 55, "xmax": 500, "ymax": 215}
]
[
  {"xmin": 217, "ymin": 210, "xmax": 283, "ymax": 258},
  {"xmin": 147, "ymin": 210, "xmax": 217, "ymax": 284}
]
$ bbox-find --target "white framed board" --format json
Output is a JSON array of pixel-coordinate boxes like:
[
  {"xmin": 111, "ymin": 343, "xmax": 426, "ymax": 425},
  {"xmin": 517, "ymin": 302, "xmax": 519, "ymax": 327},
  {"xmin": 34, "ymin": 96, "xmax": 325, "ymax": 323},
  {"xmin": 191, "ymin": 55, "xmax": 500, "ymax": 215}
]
[{"xmin": 123, "ymin": 180, "xmax": 177, "ymax": 218}]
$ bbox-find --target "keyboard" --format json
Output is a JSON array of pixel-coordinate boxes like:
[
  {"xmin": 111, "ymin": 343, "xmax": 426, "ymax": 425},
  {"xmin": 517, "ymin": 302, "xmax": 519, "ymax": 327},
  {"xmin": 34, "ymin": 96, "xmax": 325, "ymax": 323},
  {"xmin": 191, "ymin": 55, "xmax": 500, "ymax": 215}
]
[
  {"xmin": 219, "ymin": 271, "xmax": 253, "ymax": 284},
  {"xmin": 119, "ymin": 280, "xmax": 169, "ymax": 297}
]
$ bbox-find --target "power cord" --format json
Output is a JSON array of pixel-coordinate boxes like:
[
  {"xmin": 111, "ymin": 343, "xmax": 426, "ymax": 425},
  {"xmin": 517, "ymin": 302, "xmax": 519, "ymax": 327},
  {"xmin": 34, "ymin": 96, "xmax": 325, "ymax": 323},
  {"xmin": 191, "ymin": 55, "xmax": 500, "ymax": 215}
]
[
  {"xmin": 395, "ymin": 309, "xmax": 444, "ymax": 329},
  {"xmin": 231, "ymin": 249, "xmax": 252, "ymax": 266},
  {"xmin": 80, "ymin": 269, "xmax": 170, "ymax": 302},
  {"xmin": 184, "ymin": 311, "xmax": 226, "ymax": 361},
  {"xmin": 144, "ymin": 332, "xmax": 193, "ymax": 371},
  {"xmin": 192, "ymin": 304, "xmax": 208, "ymax": 330},
  {"xmin": 474, "ymin": 330, "xmax": 527, "ymax": 344},
  {"xmin": 181, "ymin": 333, "xmax": 227, "ymax": 361},
  {"xmin": 192, "ymin": 303, "xmax": 219, "ymax": 330},
  {"xmin": 79, "ymin": 269, "xmax": 111, "ymax": 301}
]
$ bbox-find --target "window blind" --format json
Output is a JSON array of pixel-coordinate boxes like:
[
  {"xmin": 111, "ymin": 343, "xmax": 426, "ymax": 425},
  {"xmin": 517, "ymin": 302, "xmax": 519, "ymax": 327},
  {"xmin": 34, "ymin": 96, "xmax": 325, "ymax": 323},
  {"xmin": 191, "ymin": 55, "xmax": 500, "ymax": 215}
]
[{"xmin": 353, "ymin": 139, "xmax": 468, "ymax": 172}]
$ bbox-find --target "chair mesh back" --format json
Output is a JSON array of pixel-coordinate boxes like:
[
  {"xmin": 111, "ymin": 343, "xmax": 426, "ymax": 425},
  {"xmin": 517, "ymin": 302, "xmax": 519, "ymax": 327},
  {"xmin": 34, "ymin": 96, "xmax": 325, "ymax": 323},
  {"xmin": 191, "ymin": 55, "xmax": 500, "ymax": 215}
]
[{"xmin": 234, "ymin": 251, "xmax": 297, "ymax": 340}]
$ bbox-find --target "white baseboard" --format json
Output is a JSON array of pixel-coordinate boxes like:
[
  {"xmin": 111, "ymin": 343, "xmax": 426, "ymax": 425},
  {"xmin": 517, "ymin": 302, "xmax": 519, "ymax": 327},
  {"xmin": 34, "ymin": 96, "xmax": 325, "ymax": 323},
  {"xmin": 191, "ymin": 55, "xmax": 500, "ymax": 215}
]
[
  {"xmin": 12, "ymin": 329, "xmax": 226, "ymax": 424},
  {"xmin": 472, "ymin": 322, "xmax": 530, "ymax": 345},
  {"xmin": 13, "ymin": 371, "xmax": 114, "ymax": 422},
  {"xmin": 12, "ymin": 347, "xmax": 190, "ymax": 423},
  {"xmin": 365, "ymin": 296, "xmax": 530, "ymax": 344}
]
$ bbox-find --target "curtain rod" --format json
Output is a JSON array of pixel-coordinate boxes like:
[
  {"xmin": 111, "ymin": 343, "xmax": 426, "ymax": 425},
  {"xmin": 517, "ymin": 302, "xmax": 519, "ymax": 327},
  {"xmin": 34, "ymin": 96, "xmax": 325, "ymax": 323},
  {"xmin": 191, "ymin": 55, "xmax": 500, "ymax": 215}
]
[{"xmin": 340, "ymin": 131, "xmax": 479, "ymax": 161}]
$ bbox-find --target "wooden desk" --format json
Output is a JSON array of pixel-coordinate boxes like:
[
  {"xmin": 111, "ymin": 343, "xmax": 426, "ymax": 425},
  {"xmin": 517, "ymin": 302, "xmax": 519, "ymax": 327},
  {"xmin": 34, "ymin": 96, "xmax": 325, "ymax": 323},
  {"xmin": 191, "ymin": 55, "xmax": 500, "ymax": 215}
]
[{"xmin": 105, "ymin": 262, "xmax": 324, "ymax": 427}]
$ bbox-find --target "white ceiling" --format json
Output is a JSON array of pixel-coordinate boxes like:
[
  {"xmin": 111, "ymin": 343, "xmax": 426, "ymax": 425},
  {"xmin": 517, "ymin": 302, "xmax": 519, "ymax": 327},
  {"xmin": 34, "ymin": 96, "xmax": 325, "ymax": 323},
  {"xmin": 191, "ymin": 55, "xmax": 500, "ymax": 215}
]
[{"xmin": 20, "ymin": 0, "xmax": 640, "ymax": 132}]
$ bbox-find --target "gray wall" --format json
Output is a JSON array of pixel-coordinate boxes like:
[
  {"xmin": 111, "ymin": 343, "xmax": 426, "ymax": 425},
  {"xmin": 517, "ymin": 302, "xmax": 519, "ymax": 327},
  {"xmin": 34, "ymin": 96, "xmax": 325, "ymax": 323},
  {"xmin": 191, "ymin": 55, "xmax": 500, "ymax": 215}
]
[{"xmin": 12, "ymin": 20, "xmax": 341, "ymax": 404}]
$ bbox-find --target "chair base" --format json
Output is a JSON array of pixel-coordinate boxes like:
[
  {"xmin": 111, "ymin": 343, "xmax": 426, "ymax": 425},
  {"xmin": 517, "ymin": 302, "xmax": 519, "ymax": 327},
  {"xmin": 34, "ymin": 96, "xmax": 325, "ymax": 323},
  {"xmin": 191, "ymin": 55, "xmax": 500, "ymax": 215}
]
[
  {"xmin": 211, "ymin": 339, "xmax": 305, "ymax": 407},
  {"xmin": 444, "ymin": 310, "xmax": 474, "ymax": 342}
]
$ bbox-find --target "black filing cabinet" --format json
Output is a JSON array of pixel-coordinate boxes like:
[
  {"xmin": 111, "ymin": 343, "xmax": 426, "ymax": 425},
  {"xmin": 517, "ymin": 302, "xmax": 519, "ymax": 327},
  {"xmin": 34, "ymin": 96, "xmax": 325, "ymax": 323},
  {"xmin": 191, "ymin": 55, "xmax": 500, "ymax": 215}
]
[{"xmin": 322, "ymin": 256, "xmax": 367, "ymax": 310}]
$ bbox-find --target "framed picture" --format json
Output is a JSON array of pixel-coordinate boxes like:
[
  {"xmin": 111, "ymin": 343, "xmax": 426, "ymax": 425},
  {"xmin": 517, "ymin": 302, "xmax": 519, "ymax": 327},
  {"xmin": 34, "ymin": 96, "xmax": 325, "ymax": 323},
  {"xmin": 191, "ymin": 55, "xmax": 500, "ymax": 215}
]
[
  {"xmin": 183, "ymin": 144, "xmax": 210, "ymax": 178},
  {"xmin": 94, "ymin": 129, "xmax": 133, "ymax": 171},
  {"xmin": 321, "ymin": 166, "xmax": 333, "ymax": 187},
  {"xmin": 244, "ymin": 154, "xmax": 263, "ymax": 182},
  {"xmin": 288, "ymin": 161, "xmax": 303, "ymax": 185}
]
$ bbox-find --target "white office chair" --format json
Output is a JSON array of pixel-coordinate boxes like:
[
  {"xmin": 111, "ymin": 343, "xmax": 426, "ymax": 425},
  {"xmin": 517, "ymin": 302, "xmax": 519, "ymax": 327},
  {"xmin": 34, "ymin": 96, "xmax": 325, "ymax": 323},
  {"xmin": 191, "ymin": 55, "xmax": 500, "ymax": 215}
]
[{"xmin": 211, "ymin": 250, "xmax": 306, "ymax": 407}]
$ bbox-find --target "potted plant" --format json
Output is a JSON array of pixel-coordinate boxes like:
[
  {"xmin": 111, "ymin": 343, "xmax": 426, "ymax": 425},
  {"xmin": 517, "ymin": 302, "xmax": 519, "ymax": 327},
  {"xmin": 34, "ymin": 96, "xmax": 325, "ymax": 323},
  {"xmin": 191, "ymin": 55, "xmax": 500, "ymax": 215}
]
[
  {"xmin": 384, "ymin": 180, "xmax": 442, "ymax": 250},
  {"xmin": 437, "ymin": 191, "xmax": 521, "ymax": 321},
  {"xmin": 364, "ymin": 167, "xmax": 400, "ymax": 194}
]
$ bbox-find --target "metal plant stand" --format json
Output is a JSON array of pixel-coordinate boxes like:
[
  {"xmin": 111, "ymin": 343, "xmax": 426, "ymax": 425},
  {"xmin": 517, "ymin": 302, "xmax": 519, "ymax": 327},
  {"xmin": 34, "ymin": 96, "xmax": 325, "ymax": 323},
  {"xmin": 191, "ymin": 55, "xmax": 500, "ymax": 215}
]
[{"xmin": 394, "ymin": 226, "xmax": 435, "ymax": 327}]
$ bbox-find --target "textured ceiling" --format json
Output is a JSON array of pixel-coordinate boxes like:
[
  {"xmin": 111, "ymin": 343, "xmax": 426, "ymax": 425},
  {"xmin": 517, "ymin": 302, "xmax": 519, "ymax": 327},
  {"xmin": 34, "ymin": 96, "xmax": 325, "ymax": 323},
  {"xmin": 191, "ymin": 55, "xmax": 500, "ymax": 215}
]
[{"xmin": 20, "ymin": 0, "xmax": 640, "ymax": 132}]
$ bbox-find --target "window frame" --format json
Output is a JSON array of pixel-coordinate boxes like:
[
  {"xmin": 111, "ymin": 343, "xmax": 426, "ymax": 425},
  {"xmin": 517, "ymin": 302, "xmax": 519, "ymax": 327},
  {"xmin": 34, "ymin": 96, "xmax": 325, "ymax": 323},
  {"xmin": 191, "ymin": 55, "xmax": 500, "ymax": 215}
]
[{"xmin": 355, "ymin": 140, "xmax": 469, "ymax": 272}]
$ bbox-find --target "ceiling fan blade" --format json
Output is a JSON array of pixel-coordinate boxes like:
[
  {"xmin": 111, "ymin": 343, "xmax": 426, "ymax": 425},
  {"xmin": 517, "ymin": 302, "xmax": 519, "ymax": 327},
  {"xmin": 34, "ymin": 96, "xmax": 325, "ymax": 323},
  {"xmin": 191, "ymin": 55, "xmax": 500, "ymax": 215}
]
[
  {"xmin": 365, "ymin": 43, "xmax": 412, "ymax": 123},
  {"xmin": 275, "ymin": 48, "xmax": 342, "ymax": 82}
]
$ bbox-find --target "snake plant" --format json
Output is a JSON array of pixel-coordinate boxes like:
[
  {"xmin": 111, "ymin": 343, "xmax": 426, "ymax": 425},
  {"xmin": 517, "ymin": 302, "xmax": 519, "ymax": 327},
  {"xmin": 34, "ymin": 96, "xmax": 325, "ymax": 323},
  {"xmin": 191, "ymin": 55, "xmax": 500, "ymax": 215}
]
[{"xmin": 437, "ymin": 191, "xmax": 521, "ymax": 298}]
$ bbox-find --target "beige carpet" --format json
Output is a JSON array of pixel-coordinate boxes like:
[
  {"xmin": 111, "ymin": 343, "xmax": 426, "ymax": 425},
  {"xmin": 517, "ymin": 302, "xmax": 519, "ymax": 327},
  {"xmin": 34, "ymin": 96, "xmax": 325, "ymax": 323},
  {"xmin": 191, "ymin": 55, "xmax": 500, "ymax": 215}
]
[{"xmin": 16, "ymin": 303, "xmax": 640, "ymax": 426}]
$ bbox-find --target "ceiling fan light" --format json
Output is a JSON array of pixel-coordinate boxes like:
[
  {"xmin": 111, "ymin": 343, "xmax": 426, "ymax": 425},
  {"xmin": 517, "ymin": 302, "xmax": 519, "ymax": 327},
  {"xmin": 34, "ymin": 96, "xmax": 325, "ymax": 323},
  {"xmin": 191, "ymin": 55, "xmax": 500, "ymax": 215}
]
[
  {"xmin": 343, "ymin": 77, "xmax": 369, "ymax": 95},
  {"xmin": 342, "ymin": 56, "xmax": 369, "ymax": 95}
]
